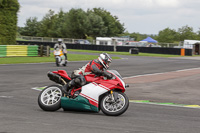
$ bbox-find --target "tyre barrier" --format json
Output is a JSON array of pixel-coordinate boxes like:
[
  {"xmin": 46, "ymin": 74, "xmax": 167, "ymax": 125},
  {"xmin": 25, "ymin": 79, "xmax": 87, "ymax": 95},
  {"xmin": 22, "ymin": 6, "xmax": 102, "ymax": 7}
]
[{"xmin": 0, "ymin": 45, "xmax": 38, "ymax": 57}]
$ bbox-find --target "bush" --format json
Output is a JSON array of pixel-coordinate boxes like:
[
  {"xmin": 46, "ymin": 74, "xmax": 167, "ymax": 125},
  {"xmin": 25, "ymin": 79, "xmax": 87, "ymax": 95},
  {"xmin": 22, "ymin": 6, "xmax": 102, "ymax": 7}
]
[{"xmin": 0, "ymin": 0, "xmax": 20, "ymax": 45}]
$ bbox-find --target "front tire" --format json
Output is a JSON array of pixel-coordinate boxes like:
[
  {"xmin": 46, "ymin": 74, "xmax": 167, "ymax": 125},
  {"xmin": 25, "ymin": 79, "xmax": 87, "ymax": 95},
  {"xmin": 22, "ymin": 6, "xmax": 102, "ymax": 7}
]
[
  {"xmin": 63, "ymin": 60, "xmax": 67, "ymax": 66},
  {"xmin": 38, "ymin": 85, "xmax": 63, "ymax": 111},
  {"xmin": 56, "ymin": 58, "xmax": 59, "ymax": 66},
  {"xmin": 100, "ymin": 92, "xmax": 129, "ymax": 116}
]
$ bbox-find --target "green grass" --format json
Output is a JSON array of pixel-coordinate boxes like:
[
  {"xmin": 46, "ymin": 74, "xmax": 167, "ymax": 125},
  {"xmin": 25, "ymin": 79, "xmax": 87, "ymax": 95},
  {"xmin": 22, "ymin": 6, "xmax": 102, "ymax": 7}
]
[
  {"xmin": 67, "ymin": 49, "xmax": 182, "ymax": 57},
  {"xmin": 0, "ymin": 53, "xmax": 120, "ymax": 64},
  {"xmin": 193, "ymin": 55, "xmax": 200, "ymax": 57},
  {"xmin": 16, "ymin": 38, "xmax": 28, "ymax": 41}
]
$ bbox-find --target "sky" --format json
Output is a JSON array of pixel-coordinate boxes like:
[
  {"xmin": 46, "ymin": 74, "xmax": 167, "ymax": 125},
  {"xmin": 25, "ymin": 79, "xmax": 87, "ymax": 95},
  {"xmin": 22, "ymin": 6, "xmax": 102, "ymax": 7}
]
[{"xmin": 17, "ymin": 0, "xmax": 200, "ymax": 35}]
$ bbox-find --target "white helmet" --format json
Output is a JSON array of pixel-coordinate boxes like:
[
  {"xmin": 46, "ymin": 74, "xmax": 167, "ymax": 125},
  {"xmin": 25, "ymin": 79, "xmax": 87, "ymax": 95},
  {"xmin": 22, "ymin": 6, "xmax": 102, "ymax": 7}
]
[
  {"xmin": 98, "ymin": 53, "xmax": 112, "ymax": 69},
  {"xmin": 58, "ymin": 38, "xmax": 63, "ymax": 43}
]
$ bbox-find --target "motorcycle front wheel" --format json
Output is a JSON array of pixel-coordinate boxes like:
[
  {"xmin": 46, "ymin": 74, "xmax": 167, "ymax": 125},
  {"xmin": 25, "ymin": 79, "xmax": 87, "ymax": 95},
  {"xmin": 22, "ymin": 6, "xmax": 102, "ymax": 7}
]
[
  {"xmin": 38, "ymin": 85, "xmax": 63, "ymax": 111},
  {"xmin": 56, "ymin": 58, "xmax": 60, "ymax": 67},
  {"xmin": 100, "ymin": 92, "xmax": 129, "ymax": 116}
]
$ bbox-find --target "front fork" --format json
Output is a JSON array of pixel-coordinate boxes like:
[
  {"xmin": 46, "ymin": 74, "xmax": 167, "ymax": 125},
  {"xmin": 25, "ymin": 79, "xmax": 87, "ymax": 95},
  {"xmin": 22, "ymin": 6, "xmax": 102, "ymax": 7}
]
[
  {"xmin": 110, "ymin": 90, "xmax": 118, "ymax": 102},
  {"xmin": 60, "ymin": 78, "xmax": 68, "ymax": 97}
]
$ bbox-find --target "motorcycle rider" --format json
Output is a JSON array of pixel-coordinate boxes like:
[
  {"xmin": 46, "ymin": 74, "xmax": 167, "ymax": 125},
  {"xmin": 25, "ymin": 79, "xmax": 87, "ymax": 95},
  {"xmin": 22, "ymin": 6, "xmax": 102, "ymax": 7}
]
[
  {"xmin": 64, "ymin": 53, "xmax": 113, "ymax": 96},
  {"xmin": 54, "ymin": 38, "xmax": 67, "ymax": 60}
]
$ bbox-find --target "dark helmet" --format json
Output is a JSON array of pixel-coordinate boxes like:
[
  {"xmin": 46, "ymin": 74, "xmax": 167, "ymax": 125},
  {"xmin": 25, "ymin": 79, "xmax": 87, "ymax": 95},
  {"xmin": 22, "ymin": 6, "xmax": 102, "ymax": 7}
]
[{"xmin": 98, "ymin": 53, "xmax": 112, "ymax": 69}]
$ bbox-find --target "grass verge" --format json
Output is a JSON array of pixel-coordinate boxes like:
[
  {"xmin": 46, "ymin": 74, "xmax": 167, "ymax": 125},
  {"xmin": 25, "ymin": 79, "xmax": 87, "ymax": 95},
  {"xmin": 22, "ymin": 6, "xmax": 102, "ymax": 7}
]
[
  {"xmin": 0, "ymin": 53, "xmax": 120, "ymax": 64},
  {"xmin": 16, "ymin": 38, "xmax": 28, "ymax": 41}
]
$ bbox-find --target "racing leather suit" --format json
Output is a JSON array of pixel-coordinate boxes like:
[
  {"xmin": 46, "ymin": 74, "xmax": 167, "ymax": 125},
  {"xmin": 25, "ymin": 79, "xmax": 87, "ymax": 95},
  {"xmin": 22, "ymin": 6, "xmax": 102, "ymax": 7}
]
[
  {"xmin": 64, "ymin": 59, "xmax": 112, "ymax": 95},
  {"xmin": 54, "ymin": 43, "xmax": 67, "ymax": 60}
]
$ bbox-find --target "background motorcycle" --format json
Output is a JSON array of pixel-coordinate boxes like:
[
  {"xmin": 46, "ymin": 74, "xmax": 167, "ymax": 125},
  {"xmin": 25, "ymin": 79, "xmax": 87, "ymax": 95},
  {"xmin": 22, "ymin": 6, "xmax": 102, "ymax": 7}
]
[
  {"xmin": 53, "ymin": 48, "xmax": 67, "ymax": 66},
  {"xmin": 38, "ymin": 70, "xmax": 129, "ymax": 116}
]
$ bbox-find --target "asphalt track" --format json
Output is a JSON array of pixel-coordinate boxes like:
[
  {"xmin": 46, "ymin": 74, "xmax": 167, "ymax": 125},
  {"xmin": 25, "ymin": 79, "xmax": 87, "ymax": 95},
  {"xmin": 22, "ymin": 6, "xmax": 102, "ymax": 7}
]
[{"xmin": 1, "ymin": 53, "xmax": 200, "ymax": 133}]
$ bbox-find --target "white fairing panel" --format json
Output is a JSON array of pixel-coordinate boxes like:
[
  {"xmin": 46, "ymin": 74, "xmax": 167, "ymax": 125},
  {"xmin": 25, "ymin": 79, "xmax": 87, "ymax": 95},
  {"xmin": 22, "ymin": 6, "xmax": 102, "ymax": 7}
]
[
  {"xmin": 80, "ymin": 82, "xmax": 109, "ymax": 102},
  {"xmin": 54, "ymin": 51, "xmax": 61, "ymax": 56}
]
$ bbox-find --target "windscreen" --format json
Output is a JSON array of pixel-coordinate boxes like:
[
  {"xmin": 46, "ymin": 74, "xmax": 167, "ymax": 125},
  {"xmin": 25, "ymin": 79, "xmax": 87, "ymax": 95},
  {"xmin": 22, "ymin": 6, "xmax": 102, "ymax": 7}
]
[{"xmin": 108, "ymin": 70, "xmax": 123, "ymax": 80}]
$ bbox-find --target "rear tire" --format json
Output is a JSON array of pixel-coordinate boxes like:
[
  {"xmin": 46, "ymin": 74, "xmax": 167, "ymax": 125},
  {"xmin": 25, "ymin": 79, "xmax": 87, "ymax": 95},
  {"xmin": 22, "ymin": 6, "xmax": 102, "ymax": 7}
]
[
  {"xmin": 100, "ymin": 92, "xmax": 129, "ymax": 116},
  {"xmin": 38, "ymin": 85, "xmax": 63, "ymax": 111}
]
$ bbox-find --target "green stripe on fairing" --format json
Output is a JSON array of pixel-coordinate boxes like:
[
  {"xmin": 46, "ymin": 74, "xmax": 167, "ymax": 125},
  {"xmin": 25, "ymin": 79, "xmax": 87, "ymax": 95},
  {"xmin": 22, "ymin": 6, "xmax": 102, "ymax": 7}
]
[{"xmin": 61, "ymin": 96, "xmax": 98, "ymax": 112}]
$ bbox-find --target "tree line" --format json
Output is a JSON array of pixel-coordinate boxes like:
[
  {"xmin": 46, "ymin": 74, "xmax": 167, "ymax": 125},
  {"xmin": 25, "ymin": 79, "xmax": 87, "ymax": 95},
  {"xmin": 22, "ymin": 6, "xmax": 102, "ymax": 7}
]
[
  {"xmin": 18, "ymin": 7, "xmax": 200, "ymax": 43},
  {"xmin": 18, "ymin": 8, "xmax": 125, "ymax": 39},
  {"xmin": 120, "ymin": 25, "xmax": 200, "ymax": 43}
]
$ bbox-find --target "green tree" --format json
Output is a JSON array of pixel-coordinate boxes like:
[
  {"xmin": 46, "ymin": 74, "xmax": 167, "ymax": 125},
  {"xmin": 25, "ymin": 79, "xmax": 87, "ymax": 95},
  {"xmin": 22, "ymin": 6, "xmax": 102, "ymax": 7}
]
[
  {"xmin": 178, "ymin": 25, "xmax": 197, "ymax": 41},
  {"xmin": 0, "ymin": 0, "xmax": 20, "ymax": 45},
  {"xmin": 130, "ymin": 32, "xmax": 148, "ymax": 41},
  {"xmin": 63, "ymin": 8, "xmax": 89, "ymax": 39},
  {"xmin": 157, "ymin": 28, "xmax": 178, "ymax": 43},
  {"xmin": 19, "ymin": 17, "xmax": 39, "ymax": 36},
  {"xmin": 18, "ymin": 7, "xmax": 125, "ymax": 39},
  {"xmin": 50, "ymin": 9, "xmax": 66, "ymax": 38},
  {"xmin": 86, "ymin": 10, "xmax": 107, "ymax": 38},
  {"xmin": 196, "ymin": 28, "xmax": 200, "ymax": 40},
  {"xmin": 91, "ymin": 8, "xmax": 125, "ymax": 37},
  {"xmin": 37, "ymin": 10, "xmax": 56, "ymax": 37},
  {"xmin": 119, "ymin": 32, "xmax": 152, "ymax": 41}
]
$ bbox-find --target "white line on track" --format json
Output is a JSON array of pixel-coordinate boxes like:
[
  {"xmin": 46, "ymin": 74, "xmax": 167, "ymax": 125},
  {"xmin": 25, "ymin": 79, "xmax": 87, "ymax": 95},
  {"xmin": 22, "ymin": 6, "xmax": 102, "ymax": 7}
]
[
  {"xmin": 123, "ymin": 67, "xmax": 200, "ymax": 79},
  {"xmin": 31, "ymin": 87, "xmax": 42, "ymax": 91},
  {"xmin": 0, "ymin": 96, "xmax": 13, "ymax": 98}
]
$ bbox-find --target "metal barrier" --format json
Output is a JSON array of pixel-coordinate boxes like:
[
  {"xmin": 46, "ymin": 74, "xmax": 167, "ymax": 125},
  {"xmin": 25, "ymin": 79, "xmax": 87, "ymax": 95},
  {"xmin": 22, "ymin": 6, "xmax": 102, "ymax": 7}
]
[
  {"xmin": 17, "ymin": 36, "xmax": 95, "ymax": 44},
  {"xmin": 16, "ymin": 41, "xmax": 193, "ymax": 56},
  {"xmin": 38, "ymin": 45, "xmax": 50, "ymax": 57},
  {"xmin": 0, "ymin": 45, "xmax": 38, "ymax": 57}
]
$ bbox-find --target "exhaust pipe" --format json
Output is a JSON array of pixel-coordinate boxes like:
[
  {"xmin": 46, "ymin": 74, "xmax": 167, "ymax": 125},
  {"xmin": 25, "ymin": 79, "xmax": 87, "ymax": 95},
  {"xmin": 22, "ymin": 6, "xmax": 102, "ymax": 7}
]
[{"xmin": 47, "ymin": 71, "xmax": 62, "ymax": 84}]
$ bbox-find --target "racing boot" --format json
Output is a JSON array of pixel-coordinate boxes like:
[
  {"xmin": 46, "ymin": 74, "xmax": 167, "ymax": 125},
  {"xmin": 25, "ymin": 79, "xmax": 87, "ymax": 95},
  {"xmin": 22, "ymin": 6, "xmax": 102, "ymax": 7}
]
[
  {"xmin": 64, "ymin": 53, "xmax": 68, "ymax": 61},
  {"xmin": 64, "ymin": 79, "xmax": 76, "ymax": 96}
]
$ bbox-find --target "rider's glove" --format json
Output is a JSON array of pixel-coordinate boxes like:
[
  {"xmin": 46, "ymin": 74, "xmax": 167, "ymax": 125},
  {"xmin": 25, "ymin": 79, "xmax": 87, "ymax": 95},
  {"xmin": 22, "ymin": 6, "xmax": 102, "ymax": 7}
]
[{"xmin": 103, "ymin": 72, "xmax": 113, "ymax": 79}]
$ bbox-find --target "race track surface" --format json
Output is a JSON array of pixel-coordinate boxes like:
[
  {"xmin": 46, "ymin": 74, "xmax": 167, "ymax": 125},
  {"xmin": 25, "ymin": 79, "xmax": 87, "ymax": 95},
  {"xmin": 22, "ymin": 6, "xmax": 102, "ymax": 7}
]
[{"xmin": 0, "ymin": 53, "xmax": 200, "ymax": 133}]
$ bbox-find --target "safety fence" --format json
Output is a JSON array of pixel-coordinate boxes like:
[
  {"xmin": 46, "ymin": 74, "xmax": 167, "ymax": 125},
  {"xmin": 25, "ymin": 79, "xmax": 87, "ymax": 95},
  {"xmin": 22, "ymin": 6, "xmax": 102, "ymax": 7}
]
[
  {"xmin": 16, "ymin": 41, "xmax": 193, "ymax": 56},
  {"xmin": 0, "ymin": 45, "xmax": 38, "ymax": 57}
]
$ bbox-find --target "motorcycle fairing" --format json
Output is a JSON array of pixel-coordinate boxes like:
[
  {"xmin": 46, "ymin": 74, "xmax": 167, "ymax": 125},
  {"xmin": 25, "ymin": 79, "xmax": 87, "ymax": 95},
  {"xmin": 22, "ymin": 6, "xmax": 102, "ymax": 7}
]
[
  {"xmin": 61, "ymin": 82, "xmax": 111, "ymax": 112},
  {"xmin": 53, "ymin": 70, "xmax": 71, "ymax": 81},
  {"xmin": 61, "ymin": 95, "xmax": 98, "ymax": 112},
  {"xmin": 84, "ymin": 73, "xmax": 126, "ymax": 92},
  {"xmin": 80, "ymin": 82, "xmax": 109, "ymax": 107}
]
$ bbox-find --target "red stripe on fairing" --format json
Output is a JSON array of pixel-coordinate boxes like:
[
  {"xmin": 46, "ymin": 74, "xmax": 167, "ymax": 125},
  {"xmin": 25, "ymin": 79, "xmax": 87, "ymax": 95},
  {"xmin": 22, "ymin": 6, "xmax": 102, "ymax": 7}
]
[
  {"xmin": 99, "ymin": 84, "xmax": 110, "ymax": 91},
  {"xmin": 79, "ymin": 93, "xmax": 98, "ymax": 107},
  {"xmin": 79, "ymin": 93, "xmax": 98, "ymax": 103},
  {"xmin": 92, "ymin": 82, "xmax": 110, "ymax": 91},
  {"xmin": 89, "ymin": 100, "xmax": 98, "ymax": 107},
  {"xmin": 92, "ymin": 82, "xmax": 98, "ymax": 86}
]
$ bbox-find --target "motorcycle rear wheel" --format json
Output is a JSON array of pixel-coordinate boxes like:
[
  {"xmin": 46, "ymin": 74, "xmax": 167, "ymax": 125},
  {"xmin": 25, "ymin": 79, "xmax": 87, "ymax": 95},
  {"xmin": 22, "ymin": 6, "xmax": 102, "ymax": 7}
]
[
  {"xmin": 100, "ymin": 92, "xmax": 129, "ymax": 116},
  {"xmin": 38, "ymin": 85, "xmax": 63, "ymax": 111}
]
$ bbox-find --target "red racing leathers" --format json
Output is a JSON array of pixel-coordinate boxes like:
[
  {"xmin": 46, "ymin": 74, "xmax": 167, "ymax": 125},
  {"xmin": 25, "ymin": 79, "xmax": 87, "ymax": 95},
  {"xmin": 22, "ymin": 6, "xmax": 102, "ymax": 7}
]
[
  {"xmin": 73, "ymin": 59, "xmax": 112, "ymax": 78},
  {"xmin": 65, "ymin": 59, "xmax": 112, "ymax": 95}
]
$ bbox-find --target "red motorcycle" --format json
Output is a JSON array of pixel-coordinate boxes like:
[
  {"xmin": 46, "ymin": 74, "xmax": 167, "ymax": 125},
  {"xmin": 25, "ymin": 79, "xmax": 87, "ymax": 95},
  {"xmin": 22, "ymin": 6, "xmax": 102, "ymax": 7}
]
[{"xmin": 38, "ymin": 69, "xmax": 129, "ymax": 116}]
